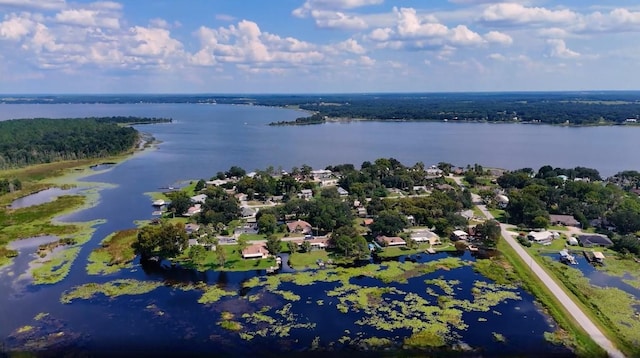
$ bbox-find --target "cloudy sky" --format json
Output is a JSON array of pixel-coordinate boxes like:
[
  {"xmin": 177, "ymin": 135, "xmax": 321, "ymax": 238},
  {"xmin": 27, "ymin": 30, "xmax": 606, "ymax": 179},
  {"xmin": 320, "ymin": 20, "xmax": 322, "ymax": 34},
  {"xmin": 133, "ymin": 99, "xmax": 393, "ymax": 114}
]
[{"xmin": 0, "ymin": 0, "xmax": 639, "ymax": 93}]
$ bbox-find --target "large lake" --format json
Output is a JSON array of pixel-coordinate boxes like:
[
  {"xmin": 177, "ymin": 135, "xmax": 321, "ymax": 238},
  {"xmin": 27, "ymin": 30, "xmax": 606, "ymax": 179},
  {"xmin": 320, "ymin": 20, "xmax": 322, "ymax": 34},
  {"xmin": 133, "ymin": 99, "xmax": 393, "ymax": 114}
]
[
  {"xmin": 0, "ymin": 103, "xmax": 634, "ymax": 356},
  {"xmin": 1, "ymin": 103, "xmax": 639, "ymax": 177}
]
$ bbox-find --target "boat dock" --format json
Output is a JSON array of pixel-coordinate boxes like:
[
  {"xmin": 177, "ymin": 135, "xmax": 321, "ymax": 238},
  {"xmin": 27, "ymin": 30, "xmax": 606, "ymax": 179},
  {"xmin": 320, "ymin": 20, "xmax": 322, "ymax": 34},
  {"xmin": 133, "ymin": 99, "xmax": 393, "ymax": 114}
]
[{"xmin": 425, "ymin": 247, "xmax": 436, "ymax": 254}]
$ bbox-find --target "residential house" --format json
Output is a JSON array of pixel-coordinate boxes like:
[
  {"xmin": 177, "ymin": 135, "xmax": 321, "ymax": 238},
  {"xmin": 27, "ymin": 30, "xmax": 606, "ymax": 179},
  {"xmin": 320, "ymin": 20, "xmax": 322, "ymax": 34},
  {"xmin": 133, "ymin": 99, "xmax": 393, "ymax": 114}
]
[
  {"xmin": 549, "ymin": 214, "xmax": 580, "ymax": 227},
  {"xmin": 527, "ymin": 231, "xmax": 555, "ymax": 245},
  {"xmin": 567, "ymin": 236, "xmax": 579, "ymax": 246},
  {"xmin": 311, "ymin": 169, "xmax": 332, "ymax": 180},
  {"xmin": 235, "ymin": 193, "xmax": 248, "ymax": 202},
  {"xmin": 292, "ymin": 236, "xmax": 333, "ymax": 250},
  {"xmin": 451, "ymin": 230, "xmax": 469, "ymax": 241},
  {"xmin": 185, "ymin": 223, "xmax": 201, "ymax": 234},
  {"xmin": 362, "ymin": 218, "xmax": 374, "ymax": 226},
  {"xmin": 191, "ymin": 194, "xmax": 207, "ymax": 204},
  {"xmin": 242, "ymin": 244, "xmax": 269, "ymax": 259},
  {"xmin": 406, "ymin": 215, "xmax": 416, "ymax": 226},
  {"xmin": 376, "ymin": 235, "xmax": 406, "ymax": 247},
  {"xmin": 286, "ymin": 220, "xmax": 312, "ymax": 234},
  {"xmin": 357, "ymin": 207, "xmax": 367, "ymax": 218},
  {"xmin": 410, "ymin": 230, "xmax": 441, "ymax": 245},
  {"xmin": 184, "ymin": 204, "xmax": 202, "ymax": 217},
  {"xmin": 205, "ymin": 179, "xmax": 229, "ymax": 187},
  {"xmin": 298, "ymin": 189, "xmax": 313, "ymax": 200},
  {"xmin": 337, "ymin": 187, "xmax": 349, "ymax": 196},
  {"xmin": 425, "ymin": 166, "xmax": 443, "ymax": 178},
  {"xmin": 495, "ymin": 194, "xmax": 509, "ymax": 209},
  {"xmin": 241, "ymin": 207, "xmax": 257, "ymax": 219},
  {"xmin": 319, "ymin": 177, "xmax": 339, "ymax": 187},
  {"xmin": 578, "ymin": 234, "xmax": 613, "ymax": 248}
]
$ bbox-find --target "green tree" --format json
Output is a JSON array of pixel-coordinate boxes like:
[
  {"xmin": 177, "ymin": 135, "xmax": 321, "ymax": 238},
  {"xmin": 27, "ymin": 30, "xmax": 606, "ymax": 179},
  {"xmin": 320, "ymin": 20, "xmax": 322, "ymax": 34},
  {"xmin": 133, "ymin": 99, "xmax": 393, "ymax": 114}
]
[
  {"xmin": 195, "ymin": 179, "xmax": 206, "ymax": 192},
  {"xmin": 475, "ymin": 220, "xmax": 501, "ymax": 248},
  {"xmin": 287, "ymin": 241, "xmax": 298, "ymax": 253},
  {"xmin": 301, "ymin": 240, "xmax": 312, "ymax": 253},
  {"xmin": 406, "ymin": 237, "xmax": 418, "ymax": 250},
  {"xmin": 266, "ymin": 235, "xmax": 282, "ymax": 256},
  {"xmin": 134, "ymin": 221, "xmax": 188, "ymax": 259},
  {"xmin": 216, "ymin": 246, "xmax": 227, "ymax": 268},
  {"xmin": 370, "ymin": 210, "xmax": 408, "ymax": 236},
  {"xmin": 258, "ymin": 213, "xmax": 278, "ymax": 235},
  {"xmin": 237, "ymin": 236, "xmax": 249, "ymax": 254},
  {"xmin": 226, "ymin": 166, "xmax": 246, "ymax": 178},
  {"xmin": 167, "ymin": 190, "xmax": 192, "ymax": 216},
  {"xmin": 188, "ymin": 245, "xmax": 207, "ymax": 264},
  {"xmin": 532, "ymin": 216, "xmax": 550, "ymax": 229}
]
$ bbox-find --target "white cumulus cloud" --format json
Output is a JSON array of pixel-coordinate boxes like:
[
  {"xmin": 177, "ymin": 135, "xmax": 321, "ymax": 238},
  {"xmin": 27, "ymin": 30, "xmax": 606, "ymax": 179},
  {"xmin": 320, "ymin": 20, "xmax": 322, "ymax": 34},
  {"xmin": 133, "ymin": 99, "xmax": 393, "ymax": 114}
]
[{"xmin": 547, "ymin": 38, "xmax": 580, "ymax": 58}]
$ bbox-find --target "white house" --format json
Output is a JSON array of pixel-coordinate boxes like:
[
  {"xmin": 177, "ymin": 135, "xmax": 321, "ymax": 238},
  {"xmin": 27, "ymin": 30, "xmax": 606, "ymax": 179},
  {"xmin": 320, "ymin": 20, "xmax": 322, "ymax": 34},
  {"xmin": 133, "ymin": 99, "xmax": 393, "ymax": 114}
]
[
  {"xmin": 527, "ymin": 231, "xmax": 556, "ymax": 245},
  {"xmin": 191, "ymin": 194, "xmax": 207, "ymax": 204},
  {"xmin": 451, "ymin": 230, "xmax": 469, "ymax": 241}
]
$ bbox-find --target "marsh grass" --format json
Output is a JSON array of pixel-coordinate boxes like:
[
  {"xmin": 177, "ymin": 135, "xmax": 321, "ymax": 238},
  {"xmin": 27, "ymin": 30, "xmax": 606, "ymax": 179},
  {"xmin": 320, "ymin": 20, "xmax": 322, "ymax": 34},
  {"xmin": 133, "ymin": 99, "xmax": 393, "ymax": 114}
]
[
  {"xmin": 197, "ymin": 285, "xmax": 236, "ymax": 304},
  {"xmin": 60, "ymin": 279, "xmax": 163, "ymax": 303},
  {"xmin": 543, "ymin": 258, "xmax": 640, "ymax": 356},
  {"xmin": 86, "ymin": 229, "xmax": 138, "ymax": 275}
]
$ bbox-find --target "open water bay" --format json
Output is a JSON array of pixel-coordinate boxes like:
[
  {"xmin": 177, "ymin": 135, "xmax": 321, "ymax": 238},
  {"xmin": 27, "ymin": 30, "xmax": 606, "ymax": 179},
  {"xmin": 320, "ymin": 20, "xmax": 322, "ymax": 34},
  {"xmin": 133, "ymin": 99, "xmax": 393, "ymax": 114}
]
[{"xmin": 0, "ymin": 103, "xmax": 633, "ymax": 356}]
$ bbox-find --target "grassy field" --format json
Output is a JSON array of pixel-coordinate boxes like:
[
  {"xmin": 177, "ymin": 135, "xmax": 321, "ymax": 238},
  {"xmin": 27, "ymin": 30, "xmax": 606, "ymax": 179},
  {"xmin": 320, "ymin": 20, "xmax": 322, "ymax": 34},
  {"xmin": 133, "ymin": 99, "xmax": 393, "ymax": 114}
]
[
  {"xmin": 288, "ymin": 250, "xmax": 329, "ymax": 269},
  {"xmin": 376, "ymin": 242, "xmax": 456, "ymax": 258},
  {"xmin": 488, "ymin": 208, "xmax": 507, "ymax": 223},
  {"xmin": 179, "ymin": 244, "xmax": 277, "ymax": 272}
]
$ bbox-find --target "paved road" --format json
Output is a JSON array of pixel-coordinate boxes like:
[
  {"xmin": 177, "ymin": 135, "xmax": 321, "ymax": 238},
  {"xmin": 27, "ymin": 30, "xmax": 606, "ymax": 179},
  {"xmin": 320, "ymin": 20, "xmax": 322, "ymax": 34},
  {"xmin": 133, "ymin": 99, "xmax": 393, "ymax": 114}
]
[{"xmin": 472, "ymin": 196, "xmax": 624, "ymax": 358}]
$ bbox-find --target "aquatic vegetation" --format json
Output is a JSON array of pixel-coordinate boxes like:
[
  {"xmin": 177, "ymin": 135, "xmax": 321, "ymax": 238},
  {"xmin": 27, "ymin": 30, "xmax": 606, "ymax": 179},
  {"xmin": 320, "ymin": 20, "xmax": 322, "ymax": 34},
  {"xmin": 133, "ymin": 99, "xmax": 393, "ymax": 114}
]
[
  {"xmin": 219, "ymin": 320, "xmax": 242, "ymax": 331},
  {"xmin": 86, "ymin": 229, "xmax": 138, "ymax": 275},
  {"xmin": 492, "ymin": 332, "xmax": 506, "ymax": 343},
  {"xmin": 272, "ymin": 290, "xmax": 301, "ymax": 301},
  {"xmin": 32, "ymin": 246, "xmax": 81, "ymax": 284},
  {"xmin": 473, "ymin": 257, "xmax": 519, "ymax": 286},
  {"xmin": 5, "ymin": 313, "xmax": 83, "ymax": 352},
  {"xmin": 425, "ymin": 277, "xmax": 460, "ymax": 296},
  {"xmin": 26, "ymin": 220, "xmax": 101, "ymax": 284},
  {"xmin": 238, "ymin": 302, "xmax": 317, "ymax": 341},
  {"xmin": 34, "ymin": 313, "xmax": 49, "ymax": 321},
  {"xmin": 60, "ymin": 279, "xmax": 163, "ymax": 303},
  {"xmin": 17, "ymin": 325, "xmax": 34, "ymax": 334},
  {"xmin": 197, "ymin": 285, "xmax": 236, "ymax": 304},
  {"xmin": 403, "ymin": 329, "xmax": 446, "ymax": 348},
  {"xmin": 358, "ymin": 337, "xmax": 394, "ymax": 348},
  {"xmin": 544, "ymin": 329, "xmax": 577, "ymax": 348}
]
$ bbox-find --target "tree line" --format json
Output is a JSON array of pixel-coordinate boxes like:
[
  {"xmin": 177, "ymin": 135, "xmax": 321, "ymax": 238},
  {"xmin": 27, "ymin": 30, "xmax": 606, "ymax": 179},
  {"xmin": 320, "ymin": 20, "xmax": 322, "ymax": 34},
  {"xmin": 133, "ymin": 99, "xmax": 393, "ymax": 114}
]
[{"xmin": 0, "ymin": 117, "xmax": 167, "ymax": 169}]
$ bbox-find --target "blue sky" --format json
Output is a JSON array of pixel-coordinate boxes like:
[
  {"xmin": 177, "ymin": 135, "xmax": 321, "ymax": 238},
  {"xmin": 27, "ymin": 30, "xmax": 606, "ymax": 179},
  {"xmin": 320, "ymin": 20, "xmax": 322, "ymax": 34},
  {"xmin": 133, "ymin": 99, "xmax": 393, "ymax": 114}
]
[{"xmin": 0, "ymin": 0, "xmax": 639, "ymax": 93}]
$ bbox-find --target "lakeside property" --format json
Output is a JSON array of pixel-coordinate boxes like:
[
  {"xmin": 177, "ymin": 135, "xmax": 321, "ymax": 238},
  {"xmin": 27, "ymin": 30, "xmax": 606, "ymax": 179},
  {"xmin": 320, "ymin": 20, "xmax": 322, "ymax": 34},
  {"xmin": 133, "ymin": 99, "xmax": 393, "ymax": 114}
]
[{"xmin": 1, "ymin": 104, "xmax": 640, "ymax": 355}]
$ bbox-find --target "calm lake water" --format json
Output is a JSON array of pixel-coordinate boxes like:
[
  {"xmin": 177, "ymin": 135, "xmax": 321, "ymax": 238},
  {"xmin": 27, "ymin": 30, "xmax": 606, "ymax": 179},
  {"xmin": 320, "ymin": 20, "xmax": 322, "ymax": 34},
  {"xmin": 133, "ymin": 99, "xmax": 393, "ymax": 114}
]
[{"xmin": 3, "ymin": 103, "xmax": 635, "ymax": 356}]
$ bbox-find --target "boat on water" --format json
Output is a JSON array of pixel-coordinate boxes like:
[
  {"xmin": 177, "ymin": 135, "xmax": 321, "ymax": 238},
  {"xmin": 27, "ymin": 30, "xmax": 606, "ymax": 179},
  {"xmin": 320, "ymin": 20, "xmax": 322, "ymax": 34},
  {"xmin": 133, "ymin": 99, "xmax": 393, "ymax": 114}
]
[
  {"xmin": 152, "ymin": 199, "xmax": 165, "ymax": 206},
  {"xmin": 559, "ymin": 249, "xmax": 577, "ymax": 264}
]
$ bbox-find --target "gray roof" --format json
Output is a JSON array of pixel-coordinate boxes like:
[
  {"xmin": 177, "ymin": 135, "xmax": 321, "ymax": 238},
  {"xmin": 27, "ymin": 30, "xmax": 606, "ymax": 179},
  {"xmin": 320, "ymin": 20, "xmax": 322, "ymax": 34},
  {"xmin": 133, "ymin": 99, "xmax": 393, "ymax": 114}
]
[{"xmin": 578, "ymin": 235, "xmax": 613, "ymax": 246}]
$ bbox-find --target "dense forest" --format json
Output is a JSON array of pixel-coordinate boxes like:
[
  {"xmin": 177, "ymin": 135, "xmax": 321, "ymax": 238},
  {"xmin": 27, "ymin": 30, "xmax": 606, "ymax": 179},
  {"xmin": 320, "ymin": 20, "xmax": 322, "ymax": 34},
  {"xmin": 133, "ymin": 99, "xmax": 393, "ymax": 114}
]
[
  {"xmin": 0, "ymin": 117, "xmax": 169, "ymax": 169},
  {"xmin": 3, "ymin": 92, "xmax": 640, "ymax": 125}
]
